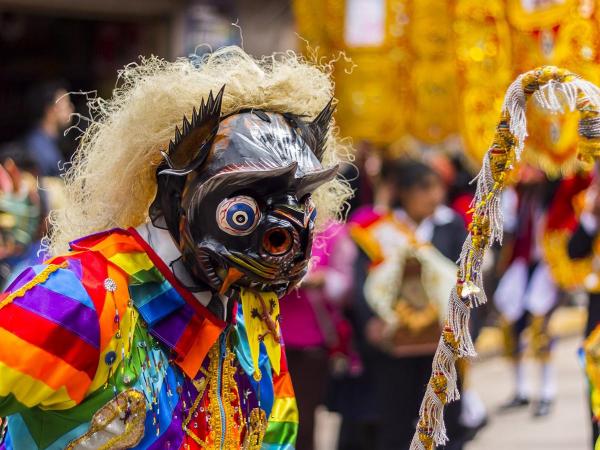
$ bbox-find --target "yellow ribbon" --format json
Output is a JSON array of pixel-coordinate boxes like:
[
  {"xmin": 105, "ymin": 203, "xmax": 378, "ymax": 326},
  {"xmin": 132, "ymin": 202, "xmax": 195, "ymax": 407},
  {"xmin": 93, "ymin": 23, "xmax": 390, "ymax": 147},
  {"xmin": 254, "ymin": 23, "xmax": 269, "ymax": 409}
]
[{"xmin": 240, "ymin": 288, "xmax": 281, "ymax": 379}]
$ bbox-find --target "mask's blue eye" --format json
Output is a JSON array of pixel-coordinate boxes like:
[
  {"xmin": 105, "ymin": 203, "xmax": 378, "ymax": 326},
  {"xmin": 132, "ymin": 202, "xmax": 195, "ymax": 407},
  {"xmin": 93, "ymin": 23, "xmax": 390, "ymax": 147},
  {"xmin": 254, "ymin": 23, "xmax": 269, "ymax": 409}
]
[{"xmin": 216, "ymin": 196, "xmax": 260, "ymax": 236}]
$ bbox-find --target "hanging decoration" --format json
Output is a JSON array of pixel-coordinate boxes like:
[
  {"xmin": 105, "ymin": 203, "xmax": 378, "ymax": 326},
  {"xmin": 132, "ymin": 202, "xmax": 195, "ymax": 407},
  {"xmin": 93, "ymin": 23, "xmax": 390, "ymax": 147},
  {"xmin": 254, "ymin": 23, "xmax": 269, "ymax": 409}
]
[{"xmin": 408, "ymin": 66, "xmax": 600, "ymax": 450}]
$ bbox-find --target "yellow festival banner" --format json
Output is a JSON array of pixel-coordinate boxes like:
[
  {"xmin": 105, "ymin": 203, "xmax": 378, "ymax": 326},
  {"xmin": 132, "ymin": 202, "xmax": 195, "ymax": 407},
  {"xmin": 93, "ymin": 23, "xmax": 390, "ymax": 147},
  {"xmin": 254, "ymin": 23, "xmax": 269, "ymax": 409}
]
[{"xmin": 293, "ymin": 0, "xmax": 600, "ymax": 171}]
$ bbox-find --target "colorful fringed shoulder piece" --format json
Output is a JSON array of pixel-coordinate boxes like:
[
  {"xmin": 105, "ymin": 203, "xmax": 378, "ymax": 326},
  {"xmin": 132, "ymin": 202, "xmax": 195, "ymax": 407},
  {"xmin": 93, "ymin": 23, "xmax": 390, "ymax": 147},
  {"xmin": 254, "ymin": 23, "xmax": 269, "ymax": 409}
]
[
  {"xmin": 411, "ymin": 67, "xmax": 600, "ymax": 450},
  {"xmin": 0, "ymin": 228, "xmax": 298, "ymax": 449}
]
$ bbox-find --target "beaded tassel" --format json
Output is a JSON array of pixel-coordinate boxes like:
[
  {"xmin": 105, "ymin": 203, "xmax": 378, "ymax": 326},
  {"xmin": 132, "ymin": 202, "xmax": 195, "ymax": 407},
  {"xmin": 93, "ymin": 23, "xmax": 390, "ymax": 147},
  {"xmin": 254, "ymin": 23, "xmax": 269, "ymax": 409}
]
[{"xmin": 411, "ymin": 66, "xmax": 600, "ymax": 450}]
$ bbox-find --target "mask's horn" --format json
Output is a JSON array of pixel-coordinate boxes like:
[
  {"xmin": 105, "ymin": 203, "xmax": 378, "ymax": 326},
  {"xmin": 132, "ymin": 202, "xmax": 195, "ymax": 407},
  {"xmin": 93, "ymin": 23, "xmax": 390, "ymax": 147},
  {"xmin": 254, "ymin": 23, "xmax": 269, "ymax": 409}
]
[
  {"xmin": 308, "ymin": 98, "xmax": 335, "ymax": 162},
  {"xmin": 159, "ymin": 85, "xmax": 225, "ymax": 176}
]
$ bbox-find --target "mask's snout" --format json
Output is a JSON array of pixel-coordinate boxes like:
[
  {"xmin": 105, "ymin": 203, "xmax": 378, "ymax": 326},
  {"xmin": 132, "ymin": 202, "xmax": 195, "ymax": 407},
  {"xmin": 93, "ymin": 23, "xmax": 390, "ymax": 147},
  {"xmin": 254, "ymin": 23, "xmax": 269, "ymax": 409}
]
[{"xmin": 261, "ymin": 225, "xmax": 294, "ymax": 257}]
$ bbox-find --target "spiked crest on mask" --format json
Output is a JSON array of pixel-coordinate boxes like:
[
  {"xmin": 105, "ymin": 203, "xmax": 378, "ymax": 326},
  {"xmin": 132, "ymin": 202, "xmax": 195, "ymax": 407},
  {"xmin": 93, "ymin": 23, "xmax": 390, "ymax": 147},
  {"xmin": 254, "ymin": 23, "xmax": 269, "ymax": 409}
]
[{"xmin": 150, "ymin": 85, "xmax": 339, "ymax": 297}]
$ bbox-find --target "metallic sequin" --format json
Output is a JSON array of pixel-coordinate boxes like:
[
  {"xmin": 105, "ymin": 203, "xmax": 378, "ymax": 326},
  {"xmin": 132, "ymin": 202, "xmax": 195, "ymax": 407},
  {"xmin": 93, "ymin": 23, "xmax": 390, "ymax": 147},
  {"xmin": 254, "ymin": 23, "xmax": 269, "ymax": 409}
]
[{"xmin": 104, "ymin": 277, "xmax": 117, "ymax": 292}]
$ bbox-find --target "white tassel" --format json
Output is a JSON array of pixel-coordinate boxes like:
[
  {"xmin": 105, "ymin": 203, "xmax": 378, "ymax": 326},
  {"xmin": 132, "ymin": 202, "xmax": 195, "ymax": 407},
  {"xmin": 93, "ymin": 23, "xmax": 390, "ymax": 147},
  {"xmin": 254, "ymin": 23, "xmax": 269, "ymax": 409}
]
[
  {"xmin": 574, "ymin": 78, "xmax": 600, "ymax": 108},
  {"xmin": 410, "ymin": 435, "xmax": 427, "ymax": 450},
  {"xmin": 448, "ymin": 290, "xmax": 476, "ymax": 356},
  {"xmin": 432, "ymin": 341, "xmax": 459, "ymax": 399},
  {"xmin": 502, "ymin": 75, "xmax": 527, "ymax": 159}
]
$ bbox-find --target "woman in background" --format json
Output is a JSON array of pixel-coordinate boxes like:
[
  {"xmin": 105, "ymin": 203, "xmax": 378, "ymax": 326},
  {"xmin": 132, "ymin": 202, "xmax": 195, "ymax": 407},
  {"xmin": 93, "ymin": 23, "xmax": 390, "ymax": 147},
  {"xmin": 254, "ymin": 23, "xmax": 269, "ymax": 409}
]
[
  {"xmin": 349, "ymin": 159, "xmax": 467, "ymax": 450},
  {"xmin": 494, "ymin": 167, "xmax": 561, "ymax": 417}
]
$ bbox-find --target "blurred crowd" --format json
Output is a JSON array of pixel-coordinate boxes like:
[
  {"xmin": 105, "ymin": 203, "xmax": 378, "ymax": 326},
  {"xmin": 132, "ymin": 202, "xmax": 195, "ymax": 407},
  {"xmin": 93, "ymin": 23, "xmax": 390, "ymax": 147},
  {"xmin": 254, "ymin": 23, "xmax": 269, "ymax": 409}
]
[
  {"xmin": 2, "ymin": 81, "xmax": 600, "ymax": 450},
  {"xmin": 0, "ymin": 81, "xmax": 72, "ymax": 287},
  {"xmin": 277, "ymin": 140, "xmax": 600, "ymax": 450}
]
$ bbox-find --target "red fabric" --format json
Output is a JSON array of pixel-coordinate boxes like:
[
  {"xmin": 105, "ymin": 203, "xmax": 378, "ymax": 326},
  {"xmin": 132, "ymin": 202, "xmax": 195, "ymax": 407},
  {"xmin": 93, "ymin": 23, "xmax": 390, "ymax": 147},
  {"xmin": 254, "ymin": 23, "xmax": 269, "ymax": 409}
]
[
  {"xmin": 73, "ymin": 252, "xmax": 109, "ymax": 318},
  {"xmin": 451, "ymin": 193, "xmax": 474, "ymax": 228},
  {"xmin": 546, "ymin": 174, "xmax": 592, "ymax": 231},
  {"xmin": 174, "ymin": 313, "xmax": 202, "ymax": 355},
  {"xmin": 0, "ymin": 303, "xmax": 98, "ymax": 378},
  {"xmin": 512, "ymin": 192, "xmax": 535, "ymax": 263},
  {"xmin": 348, "ymin": 205, "xmax": 384, "ymax": 228}
]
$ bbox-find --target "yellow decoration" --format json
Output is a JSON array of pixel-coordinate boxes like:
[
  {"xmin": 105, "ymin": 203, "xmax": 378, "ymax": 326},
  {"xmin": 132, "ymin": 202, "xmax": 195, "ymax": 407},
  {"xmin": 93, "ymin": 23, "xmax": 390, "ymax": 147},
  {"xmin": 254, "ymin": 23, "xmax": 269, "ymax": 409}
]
[
  {"xmin": 431, "ymin": 371, "xmax": 448, "ymax": 404},
  {"xmin": 243, "ymin": 408, "xmax": 268, "ymax": 450},
  {"xmin": 183, "ymin": 342, "xmax": 249, "ymax": 447},
  {"xmin": 542, "ymin": 229, "xmax": 598, "ymax": 291},
  {"xmin": 455, "ymin": 0, "xmax": 513, "ymax": 163},
  {"xmin": 240, "ymin": 288, "xmax": 282, "ymax": 378},
  {"xmin": 293, "ymin": 0, "xmax": 600, "ymax": 172},
  {"xmin": 585, "ymin": 324, "xmax": 600, "ymax": 424},
  {"xmin": 508, "ymin": 0, "xmax": 600, "ymax": 173},
  {"xmin": 442, "ymin": 325, "xmax": 459, "ymax": 351},
  {"xmin": 417, "ymin": 417, "xmax": 434, "ymax": 450},
  {"xmin": 407, "ymin": 0, "xmax": 458, "ymax": 143}
]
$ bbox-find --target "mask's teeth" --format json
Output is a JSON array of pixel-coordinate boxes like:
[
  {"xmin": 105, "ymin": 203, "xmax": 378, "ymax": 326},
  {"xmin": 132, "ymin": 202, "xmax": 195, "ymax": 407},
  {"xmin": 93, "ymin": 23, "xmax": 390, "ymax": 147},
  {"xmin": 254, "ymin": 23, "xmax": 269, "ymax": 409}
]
[{"xmin": 219, "ymin": 267, "xmax": 244, "ymax": 295}]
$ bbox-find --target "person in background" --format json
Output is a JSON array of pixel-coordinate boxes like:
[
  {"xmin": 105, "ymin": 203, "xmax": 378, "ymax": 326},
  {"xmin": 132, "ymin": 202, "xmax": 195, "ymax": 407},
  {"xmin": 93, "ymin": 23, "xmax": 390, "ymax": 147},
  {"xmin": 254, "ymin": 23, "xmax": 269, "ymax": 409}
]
[
  {"xmin": 0, "ymin": 156, "xmax": 43, "ymax": 287},
  {"xmin": 569, "ymin": 174, "xmax": 600, "ymax": 338},
  {"xmin": 280, "ymin": 221, "xmax": 356, "ymax": 450},
  {"xmin": 494, "ymin": 166, "xmax": 559, "ymax": 417},
  {"xmin": 0, "ymin": 141, "xmax": 67, "ymax": 287},
  {"xmin": 568, "ymin": 173, "xmax": 600, "ymax": 448},
  {"xmin": 24, "ymin": 81, "xmax": 74, "ymax": 177},
  {"xmin": 447, "ymin": 155, "xmax": 477, "ymax": 228},
  {"xmin": 332, "ymin": 158, "xmax": 396, "ymax": 450},
  {"xmin": 349, "ymin": 159, "xmax": 467, "ymax": 450}
]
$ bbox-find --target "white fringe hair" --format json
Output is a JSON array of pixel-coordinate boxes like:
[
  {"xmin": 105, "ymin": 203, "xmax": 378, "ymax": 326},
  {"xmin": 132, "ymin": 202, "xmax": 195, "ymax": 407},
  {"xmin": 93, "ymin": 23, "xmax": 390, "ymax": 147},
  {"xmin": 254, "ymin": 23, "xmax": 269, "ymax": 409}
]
[{"xmin": 47, "ymin": 46, "xmax": 353, "ymax": 255}]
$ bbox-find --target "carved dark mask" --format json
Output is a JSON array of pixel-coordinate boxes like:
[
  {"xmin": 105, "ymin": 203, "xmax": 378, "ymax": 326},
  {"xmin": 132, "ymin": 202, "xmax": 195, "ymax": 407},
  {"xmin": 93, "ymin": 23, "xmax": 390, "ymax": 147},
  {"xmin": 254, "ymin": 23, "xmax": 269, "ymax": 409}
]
[{"xmin": 150, "ymin": 86, "xmax": 338, "ymax": 297}]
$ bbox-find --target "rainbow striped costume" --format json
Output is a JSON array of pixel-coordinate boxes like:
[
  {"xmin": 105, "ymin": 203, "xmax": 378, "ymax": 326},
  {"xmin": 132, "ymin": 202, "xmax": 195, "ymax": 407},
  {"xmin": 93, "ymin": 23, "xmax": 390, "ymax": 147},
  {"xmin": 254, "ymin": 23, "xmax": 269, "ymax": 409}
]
[{"xmin": 0, "ymin": 228, "xmax": 298, "ymax": 449}]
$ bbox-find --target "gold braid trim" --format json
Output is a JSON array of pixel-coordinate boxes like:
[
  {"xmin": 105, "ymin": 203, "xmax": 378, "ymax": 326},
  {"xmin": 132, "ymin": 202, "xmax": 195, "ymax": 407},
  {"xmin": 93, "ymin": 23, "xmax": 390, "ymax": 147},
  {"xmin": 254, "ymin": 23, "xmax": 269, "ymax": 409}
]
[
  {"xmin": 182, "ymin": 374, "xmax": 209, "ymax": 448},
  {"xmin": 0, "ymin": 261, "xmax": 68, "ymax": 311}
]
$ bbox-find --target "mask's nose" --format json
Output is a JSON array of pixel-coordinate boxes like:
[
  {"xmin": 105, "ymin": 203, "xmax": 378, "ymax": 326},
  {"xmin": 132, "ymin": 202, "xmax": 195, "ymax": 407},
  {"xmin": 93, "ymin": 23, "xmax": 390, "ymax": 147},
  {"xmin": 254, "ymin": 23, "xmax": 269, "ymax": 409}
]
[
  {"xmin": 261, "ymin": 194, "xmax": 314, "ymax": 264},
  {"xmin": 261, "ymin": 225, "xmax": 294, "ymax": 256}
]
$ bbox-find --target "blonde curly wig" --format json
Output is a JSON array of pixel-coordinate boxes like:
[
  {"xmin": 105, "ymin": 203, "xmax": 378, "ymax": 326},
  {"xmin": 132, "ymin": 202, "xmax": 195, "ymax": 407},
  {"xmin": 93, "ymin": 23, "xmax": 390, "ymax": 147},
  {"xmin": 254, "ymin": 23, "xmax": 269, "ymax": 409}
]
[{"xmin": 48, "ymin": 46, "xmax": 353, "ymax": 255}]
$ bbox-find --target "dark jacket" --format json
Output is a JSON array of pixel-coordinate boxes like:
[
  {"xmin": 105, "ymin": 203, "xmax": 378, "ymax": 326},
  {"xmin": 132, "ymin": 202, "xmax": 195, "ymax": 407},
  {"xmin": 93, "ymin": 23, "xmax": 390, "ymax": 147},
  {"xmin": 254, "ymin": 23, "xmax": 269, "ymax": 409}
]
[{"xmin": 568, "ymin": 223, "xmax": 600, "ymax": 336}]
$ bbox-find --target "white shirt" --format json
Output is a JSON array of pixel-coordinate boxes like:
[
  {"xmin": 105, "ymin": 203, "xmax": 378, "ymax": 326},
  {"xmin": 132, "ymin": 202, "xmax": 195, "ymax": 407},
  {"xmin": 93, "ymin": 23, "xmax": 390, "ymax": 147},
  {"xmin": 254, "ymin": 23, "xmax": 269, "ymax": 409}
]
[{"xmin": 135, "ymin": 222, "xmax": 229, "ymax": 317}]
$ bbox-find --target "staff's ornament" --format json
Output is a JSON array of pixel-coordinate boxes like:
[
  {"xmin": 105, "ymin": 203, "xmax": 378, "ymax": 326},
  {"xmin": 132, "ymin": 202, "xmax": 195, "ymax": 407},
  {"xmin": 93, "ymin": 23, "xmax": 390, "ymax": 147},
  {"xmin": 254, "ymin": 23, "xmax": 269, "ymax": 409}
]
[{"xmin": 411, "ymin": 66, "xmax": 600, "ymax": 450}]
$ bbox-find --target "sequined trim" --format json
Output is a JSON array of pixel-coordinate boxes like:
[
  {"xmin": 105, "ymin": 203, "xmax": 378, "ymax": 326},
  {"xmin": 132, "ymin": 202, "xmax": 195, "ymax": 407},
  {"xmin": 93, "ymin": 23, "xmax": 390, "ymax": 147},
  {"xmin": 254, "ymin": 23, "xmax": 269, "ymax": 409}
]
[
  {"xmin": 207, "ymin": 345, "xmax": 223, "ymax": 444},
  {"xmin": 221, "ymin": 344, "xmax": 242, "ymax": 448},
  {"xmin": 182, "ymin": 339, "xmax": 247, "ymax": 447},
  {"xmin": 0, "ymin": 262, "xmax": 68, "ymax": 311}
]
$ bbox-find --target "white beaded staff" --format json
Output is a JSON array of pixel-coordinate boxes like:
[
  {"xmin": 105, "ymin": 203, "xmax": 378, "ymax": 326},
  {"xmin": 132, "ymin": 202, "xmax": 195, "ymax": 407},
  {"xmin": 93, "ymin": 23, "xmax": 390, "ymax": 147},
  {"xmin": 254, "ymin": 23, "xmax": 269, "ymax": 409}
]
[{"xmin": 410, "ymin": 66, "xmax": 600, "ymax": 450}]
